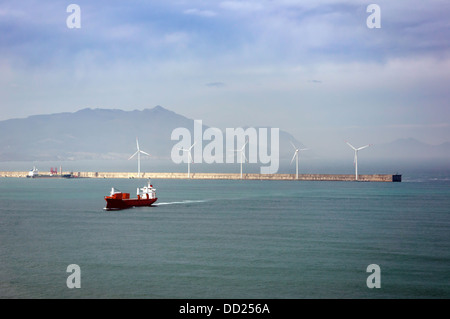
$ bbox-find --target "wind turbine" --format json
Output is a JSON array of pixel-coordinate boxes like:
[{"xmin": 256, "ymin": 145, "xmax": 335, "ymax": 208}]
[
  {"xmin": 179, "ymin": 142, "xmax": 196, "ymax": 178},
  {"xmin": 346, "ymin": 141, "xmax": 371, "ymax": 181},
  {"xmin": 233, "ymin": 140, "xmax": 248, "ymax": 179},
  {"xmin": 290, "ymin": 142, "xmax": 308, "ymax": 180},
  {"xmin": 128, "ymin": 138, "xmax": 151, "ymax": 178}
]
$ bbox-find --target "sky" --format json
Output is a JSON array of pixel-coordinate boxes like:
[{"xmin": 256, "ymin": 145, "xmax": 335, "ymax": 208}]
[{"xmin": 1, "ymin": 0, "xmax": 449, "ymax": 155}]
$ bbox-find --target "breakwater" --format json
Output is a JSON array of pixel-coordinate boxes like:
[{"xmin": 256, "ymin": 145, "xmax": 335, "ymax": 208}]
[{"xmin": 0, "ymin": 171, "xmax": 401, "ymax": 182}]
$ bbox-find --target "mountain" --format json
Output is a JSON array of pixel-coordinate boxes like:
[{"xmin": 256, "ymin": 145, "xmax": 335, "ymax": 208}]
[
  {"xmin": 0, "ymin": 106, "xmax": 195, "ymax": 161},
  {"xmin": 0, "ymin": 106, "xmax": 302, "ymax": 162},
  {"xmin": 1, "ymin": 106, "xmax": 448, "ymax": 166}
]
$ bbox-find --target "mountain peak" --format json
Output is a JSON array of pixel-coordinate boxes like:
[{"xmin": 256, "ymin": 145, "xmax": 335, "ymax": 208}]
[{"xmin": 153, "ymin": 105, "xmax": 165, "ymax": 111}]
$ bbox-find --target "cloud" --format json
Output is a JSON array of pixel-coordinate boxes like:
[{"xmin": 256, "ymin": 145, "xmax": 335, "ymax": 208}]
[
  {"xmin": 1, "ymin": 0, "xmax": 449, "ymax": 149},
  {"xmin": 184, "ymin": 8, "xmax": 217, "ymax": 17},
  {"xmin": 0, "ymin": 7, "xmax": 26, "ymax": 18},
  {"xmin": 164, "ymin": 32, "xmax": 191, "ymax": 46},
  {"xmin": 219, "ymin": 1, "xmax": 263, "ymax": 12},
  {"xmin": 206, "ymin": 82, "xmax": 226, "ymax": 87}
]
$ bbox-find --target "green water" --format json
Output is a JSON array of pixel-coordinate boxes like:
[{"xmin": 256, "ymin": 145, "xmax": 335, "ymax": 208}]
[{"xmin": 0, "ymin": 177, "xmax": 449, "ymax": 298}]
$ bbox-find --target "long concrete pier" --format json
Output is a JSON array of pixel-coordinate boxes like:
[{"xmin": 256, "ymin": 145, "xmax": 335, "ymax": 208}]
[{"xmin": 0, "ymin": 171, "xmax": 402, "ymax": 182}]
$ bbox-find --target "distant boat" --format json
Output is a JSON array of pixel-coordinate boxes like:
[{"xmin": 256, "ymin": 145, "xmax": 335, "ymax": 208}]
[
  {"xmin": 27, "ymin": 166, "xmax": 39, "ymax": 178},
  {"xmin": 104, "ymin": 180, "xmax": 158, "ymax": 211},
  {"xmin": 26, "ymin": 166, "xmax": 74, "ymax": 179}
]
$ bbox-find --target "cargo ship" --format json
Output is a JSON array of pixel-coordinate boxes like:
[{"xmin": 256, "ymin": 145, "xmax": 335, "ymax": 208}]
[
  {"xmin": 104, "ymin": 180, "xmax": 157, "ymax": 210},
  {"xmin": 27, "ymin": 167, "xmax": 40, "ymax": 178},
  {"xmin": 27, "ymin": 166, "xmax": 74, "ymax": 178}
]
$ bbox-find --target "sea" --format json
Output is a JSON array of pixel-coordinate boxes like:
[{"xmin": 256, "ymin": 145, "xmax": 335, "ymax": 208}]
[{"xmin": 0, "ymin": 168, "xmax": 449, "ymax": 299}]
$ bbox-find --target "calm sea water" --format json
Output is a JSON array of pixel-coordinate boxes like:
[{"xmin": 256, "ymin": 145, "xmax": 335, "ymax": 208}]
[{"xmin": 0, "ymin": 176, "xmax": 449, "ymax": 299}]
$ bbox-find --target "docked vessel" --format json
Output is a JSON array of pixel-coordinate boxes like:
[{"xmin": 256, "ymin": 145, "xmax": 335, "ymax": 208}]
[
  {"xmin": 27, "ymin": 166, "xmax": 39, "ymax": 178},
  {"xmin": 104, "ymin": 180, "xmax": 157, "ymax": 210},
  {"xmin": 27, "ymin": 166, "xmax": 75, "ymax": 178}
]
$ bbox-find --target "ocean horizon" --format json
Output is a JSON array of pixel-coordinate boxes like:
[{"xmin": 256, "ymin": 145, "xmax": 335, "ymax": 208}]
[
  {"xmin": 1, "ymin": 168, "xmax": 449, "ymax": 299},
  {"xmin": 1, "ymin": 158, "xmax": 449, "ymax": 181}
]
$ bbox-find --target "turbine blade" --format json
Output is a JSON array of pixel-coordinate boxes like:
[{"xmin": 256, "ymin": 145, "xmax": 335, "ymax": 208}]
[
  {"xmin": 136, "ymin": 138, "xmax": 140, "ymax": 151},
  {"xmin": 189, "ymin": 141, "xmax": 196, "ymax": 150},
  {"xmin": 290, "ymin": 141, "xmax": 298, "ymax": 150},
  {"xmin": 128, "ymin": 151, "xmax": 138, "ymax": 160},
  {"xmin": 357, "ymin": 144, "xmax": 371, "ymax": 151},
  {"xmin": 346, "ymin": 141, "xmax": 356, "ymax": 150},
  {"xmin": 290, "ymin": 152, "xmax": 297, "ymax": 164},
  {"xmin": 140, "ymin": 150, "xmax": 151, "ymax": 156}
]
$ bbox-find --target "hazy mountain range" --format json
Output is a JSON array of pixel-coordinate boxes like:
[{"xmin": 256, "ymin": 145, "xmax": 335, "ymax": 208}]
[
  {"xmin": 0, "ymin": 106, "xmax": 301, "ymax": 162},
  {"xmin": 0, "ymin": 106, "xmax": 449, "ymax": 165}
]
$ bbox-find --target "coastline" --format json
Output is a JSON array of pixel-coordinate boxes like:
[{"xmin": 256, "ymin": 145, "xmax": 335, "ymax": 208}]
[{"xmin": 0, "ymin": 171, "xmax": 401, "ymax": 182}]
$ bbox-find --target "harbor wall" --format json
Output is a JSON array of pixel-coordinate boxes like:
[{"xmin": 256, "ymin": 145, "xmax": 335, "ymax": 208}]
[{"xmin": 0, "ymin": 171, "xmax": 401, "ymax": 182}]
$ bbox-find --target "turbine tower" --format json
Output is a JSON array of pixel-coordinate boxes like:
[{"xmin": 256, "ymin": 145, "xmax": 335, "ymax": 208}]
[
  {"xmin": 233, "ymin": 140, "xmax": 248, "ymax": 179},
  {"xmin": 179, "ymin": 142, "xmax": 196, "ymax": 178},
  {"xmin": 290, "ymin": 142, "xmax": 308, "ymax": 180},
  {"xmin": 128, "ymin": 138, "xmax": 151, "ymax": 178},
  {"xmin": 346, "ymin": 141, "xmax": 371, "ymax": 181}
]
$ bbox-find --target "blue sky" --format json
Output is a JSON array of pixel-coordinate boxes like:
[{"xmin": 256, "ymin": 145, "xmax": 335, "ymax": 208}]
[{"xmin": 1, "ymin": 0, "xmax": 449, "ymax": 155}]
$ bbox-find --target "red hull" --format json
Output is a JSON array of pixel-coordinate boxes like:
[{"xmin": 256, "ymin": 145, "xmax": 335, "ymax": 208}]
[{"xmin": 104, "ymin": 197, "xmax": 158, "ymax": 210}]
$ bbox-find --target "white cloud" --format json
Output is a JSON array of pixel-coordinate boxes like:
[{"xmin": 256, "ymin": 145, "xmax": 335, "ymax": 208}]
[
  {"xmin": 0, "ymin": 7, "xmax": 26, "ymax": 18},
  {"xmin": 206, "ymin": 82, "xmax": 226, "ymax": 87},
  {"xmin": 1, "ymin": 0, "xmax": 449, "ymax": 147},
  {"xmin": 183, "ymin": 8, "xmax": 217, "ymax": 17},
  {"xmin": 163, "ymin": 32, "xmax": 191, "ymax": 48},
  {"xmin": 219, "ymin": 1, "xmax": 263, "ymax": 12},
  {"xmin": 105, "ymin": 24, "xmax": 143, "ymax": 41}
]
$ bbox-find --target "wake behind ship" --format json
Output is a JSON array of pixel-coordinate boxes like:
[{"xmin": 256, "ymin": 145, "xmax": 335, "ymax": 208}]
[{"xmin": 104, "ymin": 180, "xmax": 157, "ymax": 210}]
